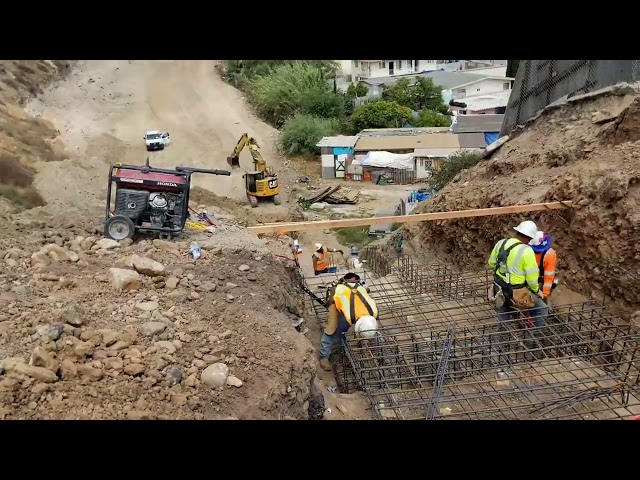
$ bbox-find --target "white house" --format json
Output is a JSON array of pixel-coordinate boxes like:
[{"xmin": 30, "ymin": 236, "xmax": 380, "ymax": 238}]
[
  {"xmin": 350, "ymin": 60, "xmax": 460, "ymax": 80},
  {"xmin": 450, "ymin": 90, "xmax": 512, "ymax": 115},
  {"xmin": 449, "ymin": 76, "xmax": 514, "ymax": 99},
  {"xmin": 357, "ymin": 70, "xmax": 515, "ymax": 104}
]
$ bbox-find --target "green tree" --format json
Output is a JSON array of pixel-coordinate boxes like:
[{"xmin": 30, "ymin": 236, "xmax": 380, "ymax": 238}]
[
  {"xmin": 381, "ymin": 78, "xmax": 417, "ymax": 110},
  {"xmin": 246, "ymin": 62, "xmax": 342, "ymax": 126},
  {"xmin": 414, "ymin": 110, "xmax": 450, "ymax": 128},
  {"xmin": 414, "ymin": 77, "xmax": 448, "ymax": 113},
  {"xmin": 349, "ymin": 100, "xmax": 414, "ymax": 132},
  {"xmin": 346, "ymin": 82, "xmax": 370, "ymax": 98},
  {"xmin": 428, "ymin": 150, "xmax": 482, "ymax": 190},
  {"xmin": 278, "ymin": 114, "xmax": 340, "ymax": 156}
]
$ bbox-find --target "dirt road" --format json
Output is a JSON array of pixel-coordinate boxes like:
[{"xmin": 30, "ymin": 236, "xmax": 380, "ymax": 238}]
[{"xmin": 26, "ymin": 60, "xmax": 288, "ymax": 212}]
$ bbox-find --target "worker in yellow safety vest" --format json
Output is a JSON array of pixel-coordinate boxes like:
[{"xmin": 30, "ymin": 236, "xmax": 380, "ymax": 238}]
[
  {"xmin": 487, "ymin": 220, "xmax": 548, "ymax": 327},
  {"xmin": 312, "ymin": 243, "xmax": 342, "ymax": 275},
  {"xmin": 319, "ymin": 272, "xmax": 378, "ymax": 371}
]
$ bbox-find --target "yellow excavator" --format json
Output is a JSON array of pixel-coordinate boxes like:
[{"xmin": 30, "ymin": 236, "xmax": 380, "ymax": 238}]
[{"xmin": 227, "ymin": 133, "xmax": 281, "ymax": 208}]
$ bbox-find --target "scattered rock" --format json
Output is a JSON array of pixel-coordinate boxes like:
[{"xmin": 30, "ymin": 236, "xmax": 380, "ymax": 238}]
[
  {"xmin": 124, "ymin": 363, "xmax": 146, "ymax": 376},
  {"xmin": 226, "ymin": 375, "xmax": 243, "ymax": 387},
  {"xmin": 10, "ymin": 363, "xmax": 58, "ymax": 383},
  {"xmin": 141, "ymin": 322, "xmax": 167, "ymax": 337},
  {"xmin": 226, "ymin": 294, "xmax": 235, "ymax": 303},
  {"xmin": 136, "ymin": 301, "xmax": 159, "ymax": 312},
  {"xmin": 108, "ymin": 268, "xmax": 142, "ymax": 292},
  {"xmin": 63, "ymin": 304, "xmax": 85, "ymax": 327},
  {"xmin": 238, "ymin": 264, "xmax": 251, "ymax": 272},
  {"xmin": 201, "ymin": 363, "xmax": 230, "ymax": 388},
  {"xmin": 131, "ymin": 254, "xmax": 165, "ymax": 277},
  {"xmin": 128, "ymin": 410, "xmax": 156, "ymax": 420},
  {"xmin": 166, "ymin": 367, "xmax": 182, "ymax": 385},
  {"xmin": 95, "ymin": 238, "xmax": 120, "ymax": 250},
  {"xmin": 29, "ymin": 347, "xmax": 59, "ymax": 373},
  {"xmin": 155, "ymin": 340, "xmax": 177, "ymax": 354},
  {"xmin": 165, "ymin": 276, "xmax": 179, "ymax": 290}
]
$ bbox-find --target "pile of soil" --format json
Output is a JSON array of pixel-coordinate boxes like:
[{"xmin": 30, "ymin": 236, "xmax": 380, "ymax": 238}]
[{"xmin": 408, "ymin": 87, "xmax": 640, "ymax": 318}]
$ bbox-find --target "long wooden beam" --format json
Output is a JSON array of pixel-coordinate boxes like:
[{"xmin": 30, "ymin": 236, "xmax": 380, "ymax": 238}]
[{"xmin": 247, "ymin": 201, "xmax": 573, "ymax": 234}]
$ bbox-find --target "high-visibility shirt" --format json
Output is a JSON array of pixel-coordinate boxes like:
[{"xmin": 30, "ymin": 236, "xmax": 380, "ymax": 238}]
[
  {"xmin": 535, "ymin": 248, "xmax": 557, "ymax": 297},
  {"xmin": 487, "ymin": 237, "xmax": 539, "ymax": 292},
  {"xmin": 313, "ymin": 250, "xmax": 331, "ymax": 271},
  {"xmin": 333, "ymin": 283, "xmax": 379, "ymax": 325}
]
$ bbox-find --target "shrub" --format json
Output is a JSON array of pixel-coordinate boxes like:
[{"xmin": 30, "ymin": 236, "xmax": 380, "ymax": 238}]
[
  {"xmin": 0, "ymin": 185, "xmax": 45, "ymax": 210},
  {"xmin": 246, "ymin": 62, "xmax": 340, "ymax": 126},
  {"xmin": 349, "ymin": 99, "xmax": 414, "ymax": 132},
  {"xmin": 429, "ymin": 150, "xmax": 483, "ymax": 190},
  {"xmin": 278, "ymin": 114, "xmax": 340, "ymax": 156},
  {"xmin": 346, "ymin": 82, "xmax": 370, "ymax": 98},
  {"xmin": 414, "ymin": 109, "xmax": 450, "ymax": 128}
]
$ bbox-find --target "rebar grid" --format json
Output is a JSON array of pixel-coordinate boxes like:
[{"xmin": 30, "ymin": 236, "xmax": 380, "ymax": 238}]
[
  {"xmin": 344, "ymin": 302, "xmax": 640, "ymax": 420},
  {"xmin": 298, "ymin": 247, "xmax": 640, "ymax": 420}
]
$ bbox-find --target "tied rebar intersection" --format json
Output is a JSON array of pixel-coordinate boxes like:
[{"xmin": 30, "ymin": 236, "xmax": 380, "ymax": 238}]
[{"xmin": 299, "ymin": 246, "xmax": 640, "ymax": 420}]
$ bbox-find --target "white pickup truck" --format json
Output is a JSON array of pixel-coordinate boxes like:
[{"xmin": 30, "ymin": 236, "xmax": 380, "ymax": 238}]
[{"xmin": 144, "ymin": 131, "xmax": 171, "ymax": 151}]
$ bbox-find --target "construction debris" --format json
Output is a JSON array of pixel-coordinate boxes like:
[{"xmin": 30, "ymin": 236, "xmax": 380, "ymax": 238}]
[{"xmin": 300, "ymin": 185, "xmax": 360, "ymax": 206}]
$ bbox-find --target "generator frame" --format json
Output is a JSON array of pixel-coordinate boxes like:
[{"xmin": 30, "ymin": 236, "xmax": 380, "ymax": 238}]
[{"xmin": 105, "ymin": 158, "xmax": 230, "ymax": 240}]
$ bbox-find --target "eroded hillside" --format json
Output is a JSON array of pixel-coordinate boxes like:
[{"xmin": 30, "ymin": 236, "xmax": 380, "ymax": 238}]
[{"xmin": 407, "ymin": 85, "xmax": 640, "ymax": 317}]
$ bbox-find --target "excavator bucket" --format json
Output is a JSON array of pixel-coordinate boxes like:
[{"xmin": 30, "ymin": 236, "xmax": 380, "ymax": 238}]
[{"xmin": 227, "ymin": 156, "xmax": 241, "ymax": 169}]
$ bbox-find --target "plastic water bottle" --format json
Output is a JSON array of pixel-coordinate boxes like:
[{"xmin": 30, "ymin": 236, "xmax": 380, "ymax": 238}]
[{"xmin": 190, "ymin": 241, "xmax": 201, "ymax": 260}]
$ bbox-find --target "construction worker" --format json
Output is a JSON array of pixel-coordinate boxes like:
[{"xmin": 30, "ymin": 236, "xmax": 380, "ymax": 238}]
[
  {"xmin": 319, "ymin": 272, "xmax": 378, "ymax": 371},
  {"xmin": 312, "ymin": 243, "xmax": 343, "ymax": 276},
  {"xmin": 530, "ymin": 230, "xmax": 557, "ymax": 304},
  {"xmin": 487, "ymin": 220, "xmax": 548, "ymax": 327}
]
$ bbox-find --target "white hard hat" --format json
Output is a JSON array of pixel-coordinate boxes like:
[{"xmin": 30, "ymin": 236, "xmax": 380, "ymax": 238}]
[
  {"xmin": 315, "ymin": 243, "xmax": 323, "ymax": 250},
  {"xmin": 513, "ymin": 220, "xmax": 538, "ymax": 239},
  {"xmin": 355, "ymin": 315, "xmax": 378, "ymax": 339},
  {"xmin": 529, "ymin": 231, "xmax": 544, "ymax": 246}
]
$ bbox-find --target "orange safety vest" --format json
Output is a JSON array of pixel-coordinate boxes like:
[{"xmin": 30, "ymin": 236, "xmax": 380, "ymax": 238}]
[
  {"xmin": 313, "ymin": 250, "xmax": 331, "ymax": 271},
  {"xmin": 535, "ymin": 248, "xmax": 557, "ymax": 298}
]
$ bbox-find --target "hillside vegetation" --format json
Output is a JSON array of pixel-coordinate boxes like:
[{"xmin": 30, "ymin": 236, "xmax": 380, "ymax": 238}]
[{"xmin": 219, "ymin": 61, "xmax": 452, "ymax": 157}]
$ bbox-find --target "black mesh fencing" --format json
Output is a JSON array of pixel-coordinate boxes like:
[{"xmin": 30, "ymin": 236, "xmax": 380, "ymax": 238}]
[{"xmin": 501, "ymin": 60, "xmax": 640, "ymax": 136}]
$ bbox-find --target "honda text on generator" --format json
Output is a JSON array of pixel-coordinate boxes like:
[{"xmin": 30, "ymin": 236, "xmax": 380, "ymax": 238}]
[{"xmin": 104, "ymin": 158, "xmax": 231, "ymax": 241}]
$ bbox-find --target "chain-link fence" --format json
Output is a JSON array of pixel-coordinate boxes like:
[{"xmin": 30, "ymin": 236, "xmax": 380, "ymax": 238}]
[{"xmin": 501, "ymin": 60, "xmax": 640, "ymax": 135}]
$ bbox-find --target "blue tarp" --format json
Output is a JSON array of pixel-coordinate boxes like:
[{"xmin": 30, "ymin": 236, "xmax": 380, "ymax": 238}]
[
  {"xmin": 408, "ymin": 190, "xmax": 435, "ymax": 203},
  {"xmin": 484, "ymin": 132, "xmax": 500, "ymax": 146}
]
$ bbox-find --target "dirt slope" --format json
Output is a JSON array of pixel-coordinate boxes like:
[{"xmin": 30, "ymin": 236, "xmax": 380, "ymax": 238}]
[
  {"xmin": 0, "ymin": 61, "xmax": 72, "ymax": 213},
  {"xmin": 25, "ymin": 60, "xmax": 289, "ymax": 213},
  {"xmin": 408, "ymin": 86, "xmax": 640, "ymax": 317},
  {"xmin": 0, "ymin": 61, "xmax": 330, "ymax": 420}
]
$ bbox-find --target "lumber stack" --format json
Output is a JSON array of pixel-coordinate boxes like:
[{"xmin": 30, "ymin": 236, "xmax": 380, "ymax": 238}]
[{"xmin": 301, "ymin": 185, "xmax": 360, "ymax": 205}]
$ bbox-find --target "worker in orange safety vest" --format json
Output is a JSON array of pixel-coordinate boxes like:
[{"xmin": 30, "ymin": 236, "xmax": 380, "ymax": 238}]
[
  {"xmin": 530, "ymin": 230, "xmax": 558, "ymax": 304},
  {"xmin": 312, "ymin": 243, "xmax": 343, "ymax": 275}
]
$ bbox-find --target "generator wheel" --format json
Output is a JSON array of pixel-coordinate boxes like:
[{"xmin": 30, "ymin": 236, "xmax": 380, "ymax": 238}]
[
  {"xmin": 248, "ymin": 194, "xmax": 258, "ymax": 208},
  {"xmin": 272, "ymin": 194, "xmax": 281, "ymax": 206},
  {"xmin": 105, "ymin": 215, "xmax": 135, "ymax": 240}
]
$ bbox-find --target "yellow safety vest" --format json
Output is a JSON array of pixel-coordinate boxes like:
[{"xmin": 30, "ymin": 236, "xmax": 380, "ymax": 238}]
[
  {"xmin": 488, "ymin": 238, "xmax": 539, "ymax": 292},
  {"xmin": 333, "ymin": 283, "xmax": 379, "ymax": 325}
]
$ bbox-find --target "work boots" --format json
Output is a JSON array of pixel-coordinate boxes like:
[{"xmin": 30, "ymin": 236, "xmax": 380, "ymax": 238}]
[{"xmin": 319, "ymin": 358, "xmax": 332, "ymax": 371}]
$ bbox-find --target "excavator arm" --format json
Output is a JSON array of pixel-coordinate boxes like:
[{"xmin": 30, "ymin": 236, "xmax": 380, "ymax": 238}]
[{"xmin": 227, "ymin": 133, "xmax": 268, "ymax": 174}]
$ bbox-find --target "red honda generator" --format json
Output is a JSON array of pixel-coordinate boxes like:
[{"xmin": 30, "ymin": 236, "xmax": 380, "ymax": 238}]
[{"xmin": 104, "ymin": 158, "xmax": 230, "ymax": 241}]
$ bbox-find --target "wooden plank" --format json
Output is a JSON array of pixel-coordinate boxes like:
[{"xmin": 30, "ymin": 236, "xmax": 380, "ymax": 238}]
[{"xmin": 248, "ymin": 201, "xmax": 573, "ymax": 234}]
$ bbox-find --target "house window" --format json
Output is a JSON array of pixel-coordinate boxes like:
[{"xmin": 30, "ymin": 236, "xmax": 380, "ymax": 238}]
[
  {"xmin": 414, "ymin": 60, "xmax": 420, "ymax": 71},
  {"xmin": 503, "ymin": 82, "xmax": 510, "ymax": 90},
  {"xmin": 457, "ymin": 88, "xmax": 466, "ymax": 96},
  {"xmin": 379, "ymin": 62, "xmax": 386, "ymax": 69},
  {"xmin": 476, "ymin": 88, "xmax": 481, "ymax": 92},
  {"xmin": 398, "ymin": 60, "xmax": 403, "ymax": 70},
  {"xmin": 408, "ymin": 60, "xmax": 413, "ymax": 69},
  {"xmin": 354, "ymin": 60, "xmax": 359, "ymax": 68}
]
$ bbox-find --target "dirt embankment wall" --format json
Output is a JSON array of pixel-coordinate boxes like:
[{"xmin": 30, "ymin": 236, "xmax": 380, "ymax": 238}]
[
  {"xmin": 0, "ymin": 61, "xmax": 73, "ymax": 212},
  {"xmin": 407, "ymin": 89, "xmax": 640, "ymax": 318}
]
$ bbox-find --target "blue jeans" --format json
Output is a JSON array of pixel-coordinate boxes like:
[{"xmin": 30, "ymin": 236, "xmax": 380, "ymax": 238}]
[
  {"xmin": 320, "ymin": 312, "xmax": 350, "ymax": 359},
  {"xmin": 497, "ymin": 295, "xmax": 548, "ymax": 328}
]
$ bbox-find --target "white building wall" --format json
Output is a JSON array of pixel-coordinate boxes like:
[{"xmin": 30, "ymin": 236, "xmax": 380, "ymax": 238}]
[
  {"xmin": 463, "ymin": 65, "xmax": 508, "ymax": 77},
  {"xmin": 353, "ymin": 60, "xmax": 455, "ymax": 79},
  {"xmin": 321, "ymin": 154, "xmax": 335, "ymax": 179},
  {"xmin": 338, "ymin": 60, "xmax": 353, "ymax": 76},
  {"xmin": 452, "ymin": 78, "xmax": 512, "ymax": 99}
]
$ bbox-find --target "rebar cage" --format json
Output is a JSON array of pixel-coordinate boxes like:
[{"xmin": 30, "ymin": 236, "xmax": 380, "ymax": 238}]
[{"xmin": 299, "ymin": 246, "xmax": 640, "ymax": 420}]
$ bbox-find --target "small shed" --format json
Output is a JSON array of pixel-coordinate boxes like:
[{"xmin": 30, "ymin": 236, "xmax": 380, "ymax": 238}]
[{"xmin": 316, "ymin": 136, "xmax": 359, "ymax": 180}]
